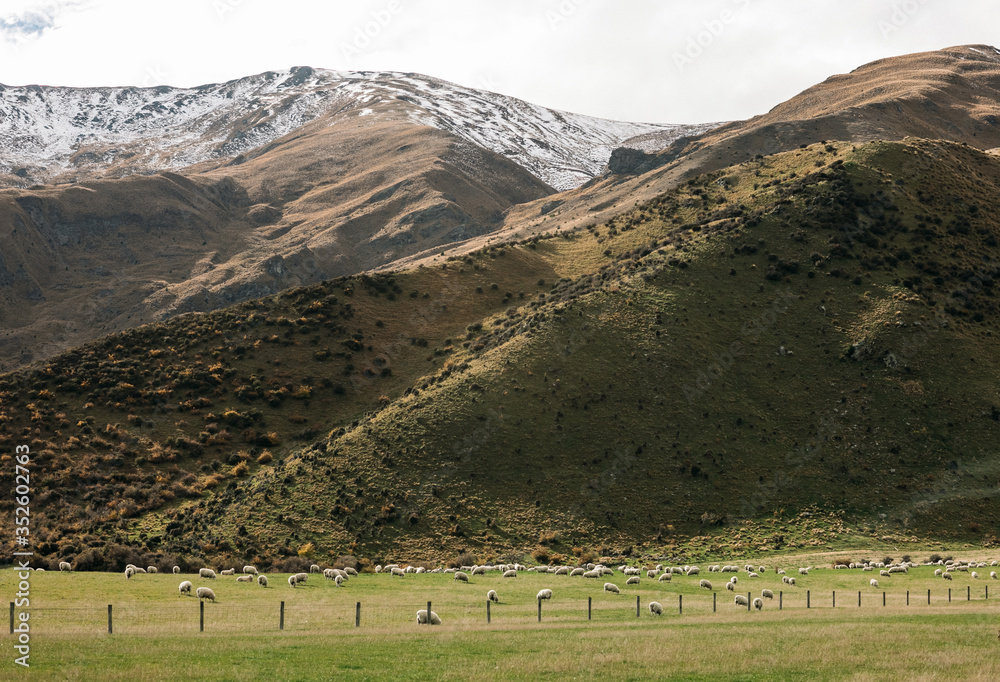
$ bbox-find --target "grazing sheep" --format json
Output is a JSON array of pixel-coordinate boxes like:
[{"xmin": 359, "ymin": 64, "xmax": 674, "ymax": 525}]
[
  {"xmin": 647, "ymin": 570, "xmax": 658, "ymax": 578},
  {"xmin": 571, "ymin": 568, "xmax": 586, "ymax": 577},
  {"xmin": 147, "ymin": 567, "xmax": 157, "ymax": 574},
  {"xmin": 686, "ymin": 567, "xmax": 700, "ymax": 576},
  {"xmin": 972, "ymin": 572, "xmax": 979, "ymax": 580},
  {"xmin": 199, "ymin": 568, "xmax": 216, "ymax": 580},
  {"xmin": 753, "ymin": 598, "xmax": 763, "ymax": 611},
  {"xmin": 173, "ymin": 566, "xmax": 180, "ymax": 574},
  {"xmin": 220, "ymin": 569, "xmax": 235, "ymax": 576},
  {"xmin": 288, "ymin": 576, "xmax": 297, "ymax": 588},
  {"xmin": 762, "ymin": 589, "xmax": 774, "ymax": 600},
  {"xmin": 934, "ymin": 569, "xmax": 943, "ymax": 577},
  {"xmin": 243, "ymin": 566, "xmax": 258, "ymax": 575},
  {"xmin": 345, "ymin": 567, "xmax": 358, "ymax": 576},
  {"xmin": 626, "ymin": 576, "xmax": 640, "ymax": 586},
  {"xmin": 870, "ymin": 579, "xmax": 879, "ymax": 588},
  {"xmin": 943, "ymin": 572, "xmax": 954, "ymax": 581},
  {"xmin": 734, "ymin": 595, "xmax": 749, "ymax": 607},
  {"xmin": 863, "ymin": 566, "xmax": 873, "ymax": 572},
  {"xmin": 125, "ymin": 567, "xmax": 135, "ymax": 580},
  {"xmin": 472, "ymin": 566, "xmax": 486, "ymax": 576},
  {"xmin": 758, "ymin": 566, "xmax": 766, "ymax": 573},
  {"xmin": 133, "ymin": 568, "xmax": 146, "ymax": 574},
  {"xmin": 658, "ymin": 573, "xmax": 672, "ymax": 582},
  {"xmin": 729, "ymin": 576, "xmax": 738, "ymax": 584},
  {"xmin": 454, "ymin": 571, "xmax": 470, "ymax": 583},
  {"xmin": 324, "ymin": 569, "xmax": 336, "ymax": 580},
  {"xmin": 798, "ymin": 568, "xmax": 809, "ymax": 575},
  {"xmin": 236, "ymin": 576, "xmax": 252, "ymax": 583},
  {"xmin": 555, "ymin": 567, "xmax": 570, "ymax": 576},
  {"xmin": 375, "ymin": 565, "xmax": 382, "ymax": 573},
  {"xmin": 788, "ymin": 578, "xmax": 796, "ymax": 586},
  {"xmin": 59, "ymin": 561, "xmax": 72, "ymax": 572},
  {"xmin": 391, "ymin": 568, "xmax": 405, "ymax": 578},
  {"xmin": 781, "ymin": 576, "xmax": 790, "ymax": 584},
  {"xmin": 726, "ymin": 582, "xmax": 735, "ymax": 592},
  {"xmin": 196, "ymin": 587, "xmax": 216, "ymax": 602},
  {"xmin": 700, "ymin": 579, "xmax": 713, "ymax": 590},
  {"xmin": 880, "ymin": 570, "xmax": 890, "ymax": 577},
  {"xmin": 257, "ymin": 575, "xmax": 268, "ymax": 587},
  {"xmin": 488, "ymin": 590, "xmax": 499, "ymax": 603},
  {"xmin": 537, "ymin": 589, "xmax": 553, "ymax": 600},
  {"xmin": 179, "ymin": 581, "xmax": 193, "ymax": 595},
  {"xmin": 416, "ymin": 609, "xmax": 441, "ymax": 625},
  {"xmin": 604, "ymin": 583, "xmax": 621, "ymax": 594},
  {"xmin": 991, "ymin": 572, "xmax": 998, "ymax": 580},
  {"xmin": 648, "ymin": 601, "xmax": 663, "ymax": 616},
  {"xmin": 503, "ymin": 570, "xmax": 517, "ymax": 578},
  {"xmin": 310, "ymin": 565, "xmax": 321, "ymax": 574},
  {"xmin": 335, "ymin": 575, "xmax": 344, "ymax": 587},
  {"xmin": 584, "ymin": 570, "xmax": 600, "ymax": 579},
  {"xmin": 748, "ymin": 572, "xmax": 759, "ymax": 578},
  {"xmin": 293, "ymin": 573, "xmax": 308, "ymax": 584},
  {"xmin": 777, "ymin": 569, "xmax": 786, "ymax": 575}
]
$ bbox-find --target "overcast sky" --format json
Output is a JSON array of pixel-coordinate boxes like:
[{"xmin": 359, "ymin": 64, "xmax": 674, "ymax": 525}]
[{"xmin": 0, "ymin": 0, "xmax": 996, "ymax": 124}]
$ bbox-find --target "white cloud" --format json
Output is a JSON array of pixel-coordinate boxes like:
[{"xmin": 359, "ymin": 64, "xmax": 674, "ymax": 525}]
[{"xmin": 0, "ymin": 0, "xmax": 996, "ymax": 124}]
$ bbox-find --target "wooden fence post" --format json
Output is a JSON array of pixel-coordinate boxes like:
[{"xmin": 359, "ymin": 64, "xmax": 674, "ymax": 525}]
[
  {"xmin": 108, "ymin": 604, "xmax": 113, "ymax": 635},
  {"xmin": 9, "ymin": 602, "xmax": 13, "ymax": 635},
  {"xmin": 588, "ymin": 596, "xmax": 592, "ymax": 621},
  {"xmin": 280, "ymin": 601, "xmax": 284, "ymax": 630},
  {"xmin": 486, "ymin": 599, "xmax": 490, "ymax": 624},
  {"xmin": 807, "ymin": 590, "xmax": 810, "ymax": 609},
  {"xmin": 636, "ymin": 595, "xmax": 640, "ymax": 618},
  {"xmin": 906, "ymin": 590, "xmax": 909, "ymax": 606},
  {"xmin": 858, "ymin": 591, "xmax": 861, "ymax": 608},
  {"xmin": 537, "ymin": 598, "xmax": 541, "ymax": 623},
  {"xmin": 948, "ymin": 588, "xmax": 951, "ymax": 603},
  {"xmin": 967, "ymin": 586, "xmax": 970, "ymax": 601},
  {"xmin": 199, "ymin": 600, "xmax": 204, "ymax": 633},
  {"xmin": 747, "ymin": 592, "xmax": 751, "ymax": 612},
  {"xmin": 713, "ymin": 592, "xmax": 717, "ymax": 613},
  {"xmin": 832, "ymin": 590, "xmax": 836, "ymax": 608},
  {"xmin": 356, "ymin": 601, "xmax": 361, "ymax": 628},
  {"xmin": 779, "ymin": 591, "xmax": 782, "ymax": 610},
  {"xmin": 428, "ymin": 601, "xmax": 433, "ymax": 625},
  {"xmin": 679, "ymin": 594, "xmax": 683, "ymax": 615}
]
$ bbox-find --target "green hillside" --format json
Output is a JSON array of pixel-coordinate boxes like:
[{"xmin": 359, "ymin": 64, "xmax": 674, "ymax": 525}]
[{"xmin": 3, "ymin": 138, "xmax": 1000, "ymax": 570}]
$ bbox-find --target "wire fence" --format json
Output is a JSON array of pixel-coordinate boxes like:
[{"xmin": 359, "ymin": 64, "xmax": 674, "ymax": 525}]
[{"xmin": 9, "ymin": 585, "xmax": 995, "ymax": 636}]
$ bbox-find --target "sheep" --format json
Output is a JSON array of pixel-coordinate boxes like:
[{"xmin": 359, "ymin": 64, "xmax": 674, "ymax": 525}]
[
  {"xmin": 310, "ymin": 564, "xmax": 321, "ymax": 574},
  {"xmin": 880, "ymin": 570, "xmax": 890, "ymax": 577},
  {"xmin": 220, "ymin": 569, "xmax": 235, "ymax": 576},
  {"xmin": 798, "ymin": 568, "xmax": 809, "ymax": 575},
  {"xmin": 236, "ymin": 576, "xmax": 252, "ymax": 583},
  {"xmin": 454, "ymin": 571, "xmax": 470, "ymax": 583},
  {"xmin": 972, "ymin": 572, "xmax": 979, "ymax": 580},
  {"xmin": 992, "ymin": 572, "xmax": 998, "ymax": 580},
  {"xmin": 686, "ymin": 567, "xmax": 700, "ymax": 576},
  {"xmin": 59, "ymin": 561, "xmax": 72, "ymax": 572},
  {"xmin": 626, "ymin": 576, "xmax": 640, "ymax": 586},
  {"xmin": 729, "ymin": 576, "xmax": 739, "ymax": 585},
  {"xmin": 604, "ymin": 583, "xmax": 621, "ymax": 594},
  {"xmin": 391, "ymin": 568, "xmax": 405, "ymax": 578},
  {"xmin": 753, "ymin": 597, "xmax": 763, "ymax": 611},
  {"xmin": 199, "ymin": 568, "xmax": 216, "ymax": 580},
  {"xmin": 537, "ymin": 589, "xmax": 553, "ymax": 600},
  {"xmin": 147, "ymin": 566, "xmax": 158, "ymax": 574},
  {"xmin": 375, "ymin": 565, "xmax": 383, "ymax": 573},
  {"xmin": 257, "ymin": 575, "xmax": 268, "ymax": 587},
  {"xmin": 647, "ymin": 570, "xmax": 658, "ymax": 578},
  {"xmin": 487, "ymin": 590, "xmax": 499, "ymax": 603},
  {"xmin": 734, "ymin": 595, "xmax": 749, "ymax": 607},
  {"xmin": 384, "ymin": 564, "xmax": 399, "ymax": 571},
  {"xmin": 934, "ymin": 569, "xmax": 943, "ymax": 577},
  {"xmin": 243, "ymin": 566, "xmax": 258, "ymax": 575},
  {"xmin": 125, "ymin": 567, "xmax": 135, "ymax": 580},
  {"xmin": 943, "ymin": 572, "xmax": 954, "ymax": 581},
  {"xmin": 179, "ymin": 580, "xmax": 193, "ymax": 595},
  {"xmin": 335, "ymin": 575, "xmax": 344, "ymax": 587},
  {"xmin": 133, "ymin": 568, "xmax": 147, "ymax": 574},
  {"xmin": 173, "ymin": 566, "xmax": 180, "ymax": 574},
  {"xmin": 788, "ymin": 578, "xmax": 796, "ymax": 586},
  {"xmin": 781, "ymin": 576, "xmax": 790, "ymax": 584},
  {"xmin": 777, "ymin": 569, "xmax": 786, "ymax": 575},
  {"xmin": 324, "ymin": 569, "xmax": 336, "ymax": 580},
  {"xmin": 416, "ymin": 609, "xmax": 441, "ymax": 625},
  {"xmin": 503, "ymin": 570, "xmax": 517, "ymax": 578},
  {"xmin": 758, "ymin": 566, "xmax": 766, "ymax": 573},
  {"xmin": 288, "ymin": 576, "xmax": 297, "ymax": 588},
  {"xmin": 658, "ymin": 573, "xmax": 672, "ymax": 582},
  {"xmin": 863, "ymin": 566, "xmax": 873, "ymax": 572},
  {"xmin": 294, "ymin": 573, "xmax": 308, "ymax": 584},
  {"xmin": 583, "ymin": 570, "xmax": 600, "ymax": 579},
  {"xmin": 196, "ymin": 587, "xmax": 216, "ymax": 602},
  {"xmin": 726, "ymin": 582, "xmax": 735, "ymax": 592},
  {"xmin": 748, "ymin": 572, "xmax": 759, "ymax": 578},
  {"xmin": 762, "ymin": 589, "xmax": 774, "ymax": 600},
  {"xmin": 648, "ymin": 601, "xmax": 663, "ymax": 616},
  {"xmin": 570, "ymin": 568, "xmax": 586, "ymax": 577},
  {"xmin": 472, "ymin": 566, "xmax": 486, "ymax": 576},
  {"xmin": 870, "ymin": 579, "xmax": 879, "ymax": 588},
  {"xmin": 699, "ymin": 579, "xmax": 713, "ymax": 590},
  {"xmin": 344, "ymin": 567, "xmax": 358, "ymax": 576}
]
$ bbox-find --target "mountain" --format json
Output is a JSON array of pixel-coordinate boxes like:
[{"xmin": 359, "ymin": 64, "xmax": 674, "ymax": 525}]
[
  {"xmin": 0, "ymin": 68, "xmax": 712, "ymax": 371},
  {"xmin": 4, "ymin": 138, "xmax": 1000, "ymax": 570}
]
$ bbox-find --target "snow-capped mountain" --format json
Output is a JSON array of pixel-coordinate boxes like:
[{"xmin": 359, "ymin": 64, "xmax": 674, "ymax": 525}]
[{"xmin": 0, "ymin": 67, "xmax": 714, "ymax": 191}]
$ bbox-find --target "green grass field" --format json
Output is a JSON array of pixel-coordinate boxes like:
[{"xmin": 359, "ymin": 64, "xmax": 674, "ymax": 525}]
[{"xmin": 5, "ymin": 553, "xmax": 999, "ymax": 680}]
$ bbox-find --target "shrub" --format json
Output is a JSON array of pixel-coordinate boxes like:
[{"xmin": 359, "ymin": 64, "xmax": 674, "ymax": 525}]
[
  {"xmin": 532, "ymin": 546, "xmax": 550, "ymax": 564},
  {"xmin": 231, "ymin": 461, "xmax": 249, "ymax": 477},
  {"xmin": 257, "ymin": 451, "xmax": 273, "ymax": 464},
  {"xmin": 447, "ymin": 551, "xmax": 477, "ymax": 568},
  {"xmin": 333, "ymin": 555, "xmax": 359, "ymax": 570}
]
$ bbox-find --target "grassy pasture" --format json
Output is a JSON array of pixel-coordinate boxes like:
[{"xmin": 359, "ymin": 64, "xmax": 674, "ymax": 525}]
[{"xmin": 5, "ymin": 558, "xmax": 999, "ymax": 680}]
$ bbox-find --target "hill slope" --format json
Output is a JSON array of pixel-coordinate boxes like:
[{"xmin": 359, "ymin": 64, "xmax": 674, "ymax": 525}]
[{"xmin": 3, "ymin": 137, "xmax": 1000, "ymax": 568}]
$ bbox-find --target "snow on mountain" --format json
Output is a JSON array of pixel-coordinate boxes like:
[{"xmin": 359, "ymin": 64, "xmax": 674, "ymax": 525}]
[{"xmin": 0, "ymin": 67, "xmax": 715, "ymax": 191}]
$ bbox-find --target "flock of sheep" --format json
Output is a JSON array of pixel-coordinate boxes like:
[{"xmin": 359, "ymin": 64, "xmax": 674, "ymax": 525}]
[{"xmin": 55, "ymin": 555, "xmax": 999, "ymax": 622}]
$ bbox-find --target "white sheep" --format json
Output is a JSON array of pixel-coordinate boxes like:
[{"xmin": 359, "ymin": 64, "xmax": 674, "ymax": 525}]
[
  {"xmin": 934, "ymin": 569, "xmax": 943, "ymax": 577},
  {"xmin": 658, "ymin": 573, "xmax": 672, "ymax": 582},
  {"xmin": 734, "ymin": 595, "xmax": 749, "ymax": 607},
  {"xmin": 133, "ymin": 568, "xmax": 146, "ymax": 574},
  {"xmin": 686, "ymin": 567, "xmax": 700, "ymax": 576},
  {"xmin": 748, "ymin": 572, "xmax": 759, "ymax": 578},
  {"xmin": 798, "ymin": 568, "xmax": 809, "ymax": 575},
  {"xmin": 487, "ymin": 590, "xmax": 499, "ymax": 603},
  {"xmin": 537, "ymin": 589, "xmax": 553, "ymax": 600},
  {"xmin": 555, "ymin": 567, "xmax": 570, "ymax": 576},
  {"xmin": 753, "ymin": 597, "xmax": 763, "ymax": 611},
  {"xmin": 147, "ymin": 566, "xmax": 157, "ymax": 574},
  {"xmin": 761, "ymin": 589, "xmax": 774, "ymax": 600},
  {"xmin": 179, "ymin": 580, "xmax": 192, "ymax": 595},
  {"xmin": 991, "ymin": 572, "xmax": 998, "ymax": 580},
  {"xmin": 375, "ymin": 565, "xmax": 383, "ymax": 573},
  {"xmin": 972, "ymin": 572, "xmax": 979, "ymax": 579},
  {"xmin": 416, "ymin": 609, "xmax": 441, "ymax": 625},
  {"xmin": 335, "ymin": 575, "xmax": 344, "ymax": 587},
  {"xmin": 288, "ymin": 576, "xmax": 297, "ymax": 588},
  {"xmin": 788, "ymin": 578, "xmax": 796, "ymax": 586},
  {"xmin": 870, "ymin": 579, "xmax": 879, "ymax": 588},
  {"xmin": 220, "ymin": 569, "xmax": 235, "ymax": 576},
  {"xmin": 391, "ymin": 568, "xmax": 405, "ymax": 578},
  {"xmin": 729, "ymin": 576, "xmax": 738, "ymax": 584},
  {"xmin": 294, "ymin": 573, "xmax": 308, "ymax": 584},
  {"xmin": 199, "ymin": 568, "xmax": 217, "ymax": 579},
  {"xmin": 503, "ymin": 570, "xmax": 517, "ymax": 578},
  {"xmin": 324, "ymin": 569, "xmax": 336, "ymax": 580},
  {"xmin": 236, "ymin": 576, "xmax": 252, "ymax": 583},
  {"xmin": 625, "ymin": 576, "xmax": 639, "ymax": 586},
  {"xmin": 257, "ymin": 575, "xmax": 268, "ymax": 587},
  {"xmin": 125, "ymin": 567, "xmax": 135, "ymax": 580},
  {"xmin": 699, "ymin": 579, "xmax": 713, "ymax": 590},
  {"xmin": 570, "ymin": 568, "xmax": 586, "ymax": 577},
  {"xmin": 59, "ymin": 561, "xmax": 72, "ymax": 572},
  {"xmin": 196, "ymin": 587, "xmax": 216, "ymax": 602},
  {"xmin": 345, "ymin": 567, "xmax": 358, "ymax": 576},
  {"xmin": 454, "ymin": 571, "xmax": 469, "ymax": 583},
  {"xmin": 604, "ymin": 583, "xmax": 621, "ymax": 594},
  {"xmin": 173, "ymin": 566, "xmax": 180, "ymax": 574},
  {"xmin": 472, "ymin": 566, "xmax": 486, "ymax": 576},
  {"xmin": 880, "ymin": 570, "xmax": 890, "ymax": 577},
  {"xmin": 726, "ymin": 581, "xmax": 735, "ymax": 592},
  {"xmin": 648, "ymin": 601, "xmax": 663, "ymax": 616},
  {"xmin": 647, "ymin": 570, "xmax": 658, "ymax": 578},
  {"xmin": 243, "ymin": 566, "xmax": 258, "ymax": 575},
  {"xmin": 943, "ymin": 572, "xmax": 953, "ymax": 581},
  {"xmin": 310, "ymin": 564, "xmax": 321, "ymax": 574}
]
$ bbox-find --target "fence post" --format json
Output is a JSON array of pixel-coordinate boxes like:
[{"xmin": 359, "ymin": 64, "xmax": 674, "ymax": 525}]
[
  {"xmin": 108, "ymin": 604, "xmax": 113, "ymax": 635},
  {"xmin": 9, "ymin": 602, "xmax": 13, "ymax": 635},
  {"xmin": 967, "ymin": 586, "xmax": 970, "ymax": 601},
  {"xmin": 927, "ymin": 589, "xmax": 930, "ymax": 605},
  {"xmin": 280, "ymin": 601, "xmax": 285, "ymax": 630},
  {"xmin": 986, "ymin": 585, "xmax": 989, "ymax": 600},
  {"xmin": 713, "ymin": 592, "xmax": 717, "ymax": 613},
  {"xmin": 356, "ymin": 601, "xmax": 361, "ymax": 628},
  {"xmin": 537, "ymin": 598, "xmax": 541, "ymax": 623},
  {"xmin": 429, "ymin": 601, "xmax": 434, "ymax": 625},
  {"xmin": 779, "ymin": 591, "xmax": 782, "ymax": 610},
  {"xmin": 747, "ymin": 592, "xmax": 751, "ymax": 612},
  {"xmin": 906, "ymin": 590, "xmax": 909, "ymax": 606},
  {"xmin": 588, "ymin": 596, "xmax": 592, "ymax": 621},
  {"xmin": 883, "ymin": 591, "xmax": 886, "ymax": 606},
  {"xmin": 948, "ymin": 588, "xmax": 951, "ymax": 603},
  {"xmin": 486, "ymin": 599, "xmax": 490, "ymax": 624},
  {"xmin": 636, "ymin": 595, "xmax": 640, "ymax": 618},
  {"xmin": 679, "ymin": 594, "xmax": 683, "ymax": 615},
  {"xmin": 200, "ymin": 600, "xmax": 204, "ymax": 633},
  {"xmin": 858, "ymin": 591, "xmax": 861, "ymax": 608},
  {"xmin": 807, "ymin": 590, "xmax": 810, "ymax": 609},
  {"xmin": 832, "ymin": 590, "xmax": 836, "ymax": 608}
]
